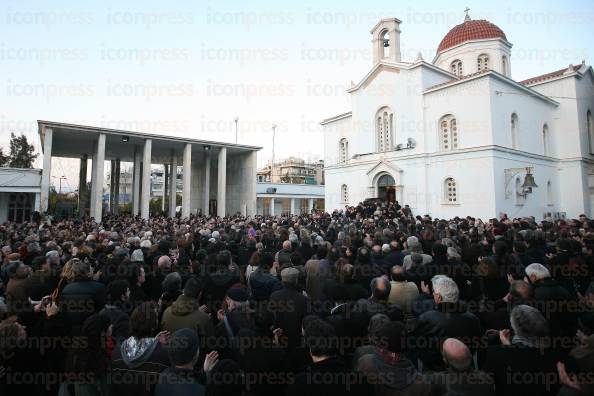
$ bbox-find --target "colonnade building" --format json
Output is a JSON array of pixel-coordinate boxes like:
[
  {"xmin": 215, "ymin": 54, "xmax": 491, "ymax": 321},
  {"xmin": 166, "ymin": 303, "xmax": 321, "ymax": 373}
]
[{"xmin": 38, "ymin": 121, "xmax": 260, "ymax": 219}]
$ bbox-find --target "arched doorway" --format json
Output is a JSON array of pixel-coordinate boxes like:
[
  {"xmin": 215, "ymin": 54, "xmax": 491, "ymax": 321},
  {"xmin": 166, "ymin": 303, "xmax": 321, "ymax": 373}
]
[{"xmin": 377, "ymin": 174, "xmax": 396, "ymax": 203}]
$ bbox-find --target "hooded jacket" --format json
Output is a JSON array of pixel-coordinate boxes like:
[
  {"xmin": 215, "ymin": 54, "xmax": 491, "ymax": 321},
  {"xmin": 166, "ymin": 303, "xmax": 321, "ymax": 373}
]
[
  {"xmin": 161, "ymin": 294, "xmax": 215, "ymax": 337},
  {"xmin": 111, "ymin": 335, "xmax": 170, "ymax": 396}
]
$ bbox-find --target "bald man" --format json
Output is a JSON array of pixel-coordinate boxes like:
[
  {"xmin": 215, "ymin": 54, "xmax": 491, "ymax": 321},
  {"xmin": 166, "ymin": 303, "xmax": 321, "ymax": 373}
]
[
  {"xmin": 425, "ymin": 338, "xmax": 495, "ymax": 396},
  {"xmin": 275, "ymin": 240, "xmax": 293, "ymax": 267}
]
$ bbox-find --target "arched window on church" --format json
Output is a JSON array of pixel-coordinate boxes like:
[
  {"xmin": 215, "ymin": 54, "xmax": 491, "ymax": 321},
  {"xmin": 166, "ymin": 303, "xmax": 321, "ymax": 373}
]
[
  {"xmin": 511, "ymin": 113, "xmax": 519, "ymax": 149},
  {"xmin": 376, "ymin": 107, "xmax": 394, "ymax": 152},
  {"xmin": 542, "ymin": 124, "xmax": 550, "ymax": 156},
  {"xmin": 339, "ymin": 138, "xmax": 348, "ymax": 163},
  {"xmin": 502, "ymin": 56, "xmax": 508, "ymax": 76},
  {"xmin": 444, "ymin": 178, "xmax": 458, "ymax": 204},
  {"xmin": 586, "ymin": 110, "xmax": 594, "ymax": 154},
  {"xmin": 341, "ymin": 184, "xmax": 349, "ymax": 204},
  {"xmin": 451, "ymin": 59, "xmax": 463, "ymax": 77},
  {"xmin": 439, "ymin": 114, "xmax": 458, "ymax": 151},
  {"xmin": 381, "ymin": 30, "xmax": 390, "ymax": 58},
  {"xmin": 477, "ymin": 54, "xmax": 489, "ymax": 72}
]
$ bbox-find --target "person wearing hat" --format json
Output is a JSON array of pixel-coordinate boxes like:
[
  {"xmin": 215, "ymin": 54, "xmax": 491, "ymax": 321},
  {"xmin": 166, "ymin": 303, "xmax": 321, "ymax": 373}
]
[
  {"xmin": 155, "ymin": 328, "xmax": 208, "ymax": 396},
  {"xmin": 215, "ymin": 285, "xmax": 254, "ymax": 356},
  {"xmin": 268, "ymin": 267, "xmax": 309, "ymax": 351}
]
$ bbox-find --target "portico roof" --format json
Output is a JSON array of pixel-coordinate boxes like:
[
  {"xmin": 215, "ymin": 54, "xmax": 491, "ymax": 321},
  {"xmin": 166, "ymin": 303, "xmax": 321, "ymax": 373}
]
[{"xmin": 37, "ymin": 120, "xmax": 261, "ymax": 163}]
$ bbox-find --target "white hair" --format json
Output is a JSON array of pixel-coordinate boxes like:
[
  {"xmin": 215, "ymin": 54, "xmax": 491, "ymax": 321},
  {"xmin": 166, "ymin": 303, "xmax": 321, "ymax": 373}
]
[
  {"xmin": 525, "ymin": 263, "xmax": 550, "ymax": 280},
  {"xmin": 446, "ymin": 247, "xmax": 461, "ymax": 261},
  {"xmin": 381, "ymin": 244, "xmax": 390, "ymax": 253},
  {"xmin": 140, "ymin": 240, "xmax": 152, "ymax": 249},
  {"xmin": 432, "ymin": 276, "xmax": 459, "ymax": 303},
  {"xmin": 406, "ymin": 236, "xmax": 421, "ymax": 252}
]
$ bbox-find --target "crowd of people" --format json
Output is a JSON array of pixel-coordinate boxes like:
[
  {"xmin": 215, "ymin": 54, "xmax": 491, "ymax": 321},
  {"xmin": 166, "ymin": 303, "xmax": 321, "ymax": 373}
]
[{"xmin": 0, "ymin": 200, "xmax": 593, "ymax": 395}]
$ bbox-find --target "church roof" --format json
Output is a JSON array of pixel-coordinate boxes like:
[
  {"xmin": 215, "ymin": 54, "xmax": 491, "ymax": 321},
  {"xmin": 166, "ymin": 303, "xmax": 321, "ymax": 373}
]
[
  {"xmin": 437, "ymin": 18, "xmax": 507, "ymax": 53},
  {"xmin": 519, "ymin": 63, "xmax": 583, "ymax": 86},
  {"xmin": 424, "ymin": 69, "xmax": 490, "ymax": 91}
]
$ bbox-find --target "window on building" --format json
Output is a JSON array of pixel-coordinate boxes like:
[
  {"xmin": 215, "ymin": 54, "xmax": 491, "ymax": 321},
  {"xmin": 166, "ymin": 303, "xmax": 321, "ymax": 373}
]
[
  {"xmin": 376, "ymin": 107, "xmax": 394, "ymax": 152},
  {"xmin": 341, "ymin": 184, "xmax": 349, "ymax": 204},
  {"xmin": 439, "ymin": 114, "xmax": 458, "ymax": 151},
  {"xmin": 511, "ymin": 113, "xmax": 519, "ymax": 149},
  {"xmin": 7, "ymin": 193, "xmax": 33, "ymax": 223},
  {"xmin": 477, "ymin": 54, "xmax": 489, "ymax": 71},
  {"xmin": 586, "ymin": 110, "xmax": 594, "ymax": 154},
  {"xmin": 339, "ymin": 138, "xmax": 349, "ymax": 163},
  {"xmin": 543, "ymin": 124, "xmax": 550, "ymax": 156},
  {"xmin": 450, "ymin": 59, "xmax": 463, "ymax": 77},
  {"xmin": 502, "ymin": 56, "xmax": 508, "ymax": 76},
  {"xmin": 444, "ymin": 178, "xmax": 458, "ymax": 204}
]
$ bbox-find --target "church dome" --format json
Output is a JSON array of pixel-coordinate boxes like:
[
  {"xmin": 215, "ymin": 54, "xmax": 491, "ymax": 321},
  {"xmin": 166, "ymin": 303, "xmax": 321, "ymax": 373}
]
[{"xmin": 437, "ymin": 18, "xmax": 507, "ymax": 54}]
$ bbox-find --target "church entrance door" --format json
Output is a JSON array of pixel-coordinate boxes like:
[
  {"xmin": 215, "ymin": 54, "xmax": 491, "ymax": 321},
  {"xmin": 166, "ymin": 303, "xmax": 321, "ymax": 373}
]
[{"xmin": 377, "ymin": 174, "xmax": 396, "ymax": 203}]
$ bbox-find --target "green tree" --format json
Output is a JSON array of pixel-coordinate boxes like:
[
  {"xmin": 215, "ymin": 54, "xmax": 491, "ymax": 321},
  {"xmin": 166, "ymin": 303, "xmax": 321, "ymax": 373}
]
[
  {"xmin": 8, "ymin": 133, "xmax": 38, "ymax": 168},
  {"xmin": 0, "ymin": 147, "xmax": 9, "ymax": 167}
]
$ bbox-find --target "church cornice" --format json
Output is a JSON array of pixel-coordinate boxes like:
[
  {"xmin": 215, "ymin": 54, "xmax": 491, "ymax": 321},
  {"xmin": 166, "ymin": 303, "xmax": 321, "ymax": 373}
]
[
  {"xmin": 423, "ymin": 70, "xmax": 559, "ymax": 106},
  {"xmin": 324, "ymin": 144, "xmax": 572, "ymax": 171},
  {"xmin": 345, "ymin": 60, "xmax": 455, "ymax": 94},
  {"xmin": 366, "ymin": 159, "xmax": 404, "ymax": 176},
  {"xmin": 320, "ymin": 111, "xmax": 352, "ymax": 126}
]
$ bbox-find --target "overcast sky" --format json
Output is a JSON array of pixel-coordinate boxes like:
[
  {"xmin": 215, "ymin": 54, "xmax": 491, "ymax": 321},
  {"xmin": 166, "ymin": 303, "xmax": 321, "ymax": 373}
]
[{"xmin": 1, "ymin": 0, "xmax": 593, "ymax": 191}]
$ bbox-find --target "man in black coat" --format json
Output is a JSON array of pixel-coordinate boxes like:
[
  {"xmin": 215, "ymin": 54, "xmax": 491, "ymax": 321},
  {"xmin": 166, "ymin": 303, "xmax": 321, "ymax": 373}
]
[
  {"xmin": 99, "ymin": 279, "xmax": 131, "ymax": 344},
  {"xmin": 484, "ymin": 305, "xmax": 561, "ymax": 396},
  {"xmin": 286, "ymin": 316, "xmax": 369, "ymax": 396},
  {"xmin": 412, "ymin": 275, "xmax": 481, "ymax": 371},
  {"xmin": 525, "ymin": 263, "xmax": 578, "ymax": 340},
  {"xmin": 268, "ymin": 267, "xmax": 309, "ymax": 351},
  {"xmin": 60, "ymin": 259, "xmax": 106, "ymax": 329}
]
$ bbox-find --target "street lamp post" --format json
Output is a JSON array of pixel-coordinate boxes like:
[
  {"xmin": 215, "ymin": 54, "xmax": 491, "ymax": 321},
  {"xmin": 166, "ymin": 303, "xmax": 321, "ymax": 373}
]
[
  {"xmin": 234, "ymin": 116, "xmax": 239, "ymax": 144},
  {"xmin": 271, "ymin": 123, "xmax": 277, "ymax": 168},
  {"xmin": 52, "ymin": 175, "xmax": 67, "ymax": 194}
]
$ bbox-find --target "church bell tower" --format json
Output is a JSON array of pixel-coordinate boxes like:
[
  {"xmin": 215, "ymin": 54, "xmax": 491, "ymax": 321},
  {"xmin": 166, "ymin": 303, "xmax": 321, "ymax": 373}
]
[{"xmin": 371, "ymin": 18, "xmax": 402, "ymax": 64}]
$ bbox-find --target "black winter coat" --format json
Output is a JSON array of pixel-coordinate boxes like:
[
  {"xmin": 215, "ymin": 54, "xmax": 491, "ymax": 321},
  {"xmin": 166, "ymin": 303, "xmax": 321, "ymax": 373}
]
[{"xmin": 413, "ymin": 301, "xmax": 482, "ymax": 371}]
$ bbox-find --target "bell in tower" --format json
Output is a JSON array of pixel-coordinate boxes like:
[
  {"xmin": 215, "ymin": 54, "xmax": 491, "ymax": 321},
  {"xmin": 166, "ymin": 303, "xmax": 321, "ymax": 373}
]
[{"xmin": 370, "ymin": 18, "xmax": 402, "ymax": 64}]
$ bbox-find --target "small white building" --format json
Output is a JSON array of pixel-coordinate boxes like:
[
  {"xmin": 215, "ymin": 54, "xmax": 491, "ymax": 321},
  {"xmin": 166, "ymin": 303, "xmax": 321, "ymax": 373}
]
[
  {"xmin": 256, "ymin": 182, "xmax": 324, "ymax": 215},
  {"xmin": 0, "ymin": 167, "xmax": 41, "ymax": 223},
  {"xmin": 322, "ymin": 14, "xmax": 594, "ymax": 220}
]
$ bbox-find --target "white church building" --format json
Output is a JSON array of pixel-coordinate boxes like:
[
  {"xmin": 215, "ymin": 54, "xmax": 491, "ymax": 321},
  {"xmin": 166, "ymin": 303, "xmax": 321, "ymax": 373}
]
[{"xmin": 322, "ymin": 13, "xmax": 594, "ymax": 220}]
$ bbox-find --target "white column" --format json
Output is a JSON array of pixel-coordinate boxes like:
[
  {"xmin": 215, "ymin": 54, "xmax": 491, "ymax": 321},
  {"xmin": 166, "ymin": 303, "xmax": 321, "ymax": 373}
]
[
  {"xmin": 290, "ymin": 198, "xmax": 295, "ymax": 215},
  {"xmin": 246, "ymin": 150, "xmax": 257, "ymax": 217},
  {"xmin": 114, "ymin": 159, "xmax": 120, "ymax": 214},
  {"xmin": 141, "ymin": 139, "xmax": 152, "ymax": 219},
  {"xmin": 90, "ymin": 150, "xmax": 96, "ymax": 217},
  {"xmin": 78, "ymin": 155, "xmax": 88, "ymax": 215},
  {"xmin": 161, "ymin": 164, "xmax": 167, "ymax": 212},
  {"xmin": 40, "ymin": 127, "xmax": 53, "ymax": 213},
  {"xmin": 203, "ymin": 152, "xmax": 210, "ymax": 215},
  {"xmin": 169, "ymin": 151, "xmax": 177, "ymax": 217},
  {"xmin": 91, "ymin": 134, "xmax": 106, "ymax": 220},
  {"xmin": 269, "ymin": 198, "xmax": 275, "ymax": 216},
  {"xmin": 217, "ymin": 147, "xmax": 227, "ymax": 217},
  {"xmin": 182, "ymin": 143, "xmax": 192, "ymax": 218},
  {"xmin": 132, "ymin": 147, "xmax": 141, "ymax": 215},
  {"xmin": 308, "ymin": 198, "xmax": 314, "ymax": 213},
  {"xmin": 34, "ymin": 192, "xmax": 41, "ymax": 212}
]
